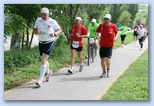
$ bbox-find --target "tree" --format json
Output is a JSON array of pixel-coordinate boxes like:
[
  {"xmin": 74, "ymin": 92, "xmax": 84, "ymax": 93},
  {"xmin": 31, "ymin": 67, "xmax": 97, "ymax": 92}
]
[
  {"xmin": 4, "ymin": 4, "xmax": 42, "ymax": 50},
  {"xmin": 127, "ymin": 4, "xmax": 138, "ymax": 28},
  {"xmin": 109, "ymin": 4, "xmax": 127, "ymax": 24},
  {"xmin": 118, "ymin": 11, "xmax": 131, "ymax": 26}
]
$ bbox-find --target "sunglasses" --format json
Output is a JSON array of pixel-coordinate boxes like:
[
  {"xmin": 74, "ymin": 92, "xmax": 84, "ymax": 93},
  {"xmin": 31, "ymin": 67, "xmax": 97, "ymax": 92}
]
[{"xmin": 104, "ymin": 18, "xmax": 109, "ymax": 20}]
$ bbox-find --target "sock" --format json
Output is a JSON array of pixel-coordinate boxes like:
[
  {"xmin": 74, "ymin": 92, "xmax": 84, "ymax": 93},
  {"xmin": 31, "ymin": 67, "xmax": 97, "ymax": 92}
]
[
  {"xmin": 46, "ymin": 61, "xmax": 50, "ymax": 74},
  {"xmin": 141, "ymin": 44, "xmax": 143, "ymax": 48},
  {"xmin": 39, "ymin": 64, "xmax": 46, "ymax": 81},
  {"xmin": 107, "ymin": 68, "xmax": 110, "ymax": 71},
  {"xmin": 80, "ymin": 63, "xmax": 84, "ymax": 66}
]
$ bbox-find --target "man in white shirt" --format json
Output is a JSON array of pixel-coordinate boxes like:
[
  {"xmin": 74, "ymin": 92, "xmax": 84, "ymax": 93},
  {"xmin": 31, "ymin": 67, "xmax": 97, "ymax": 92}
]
[
  {"xmin": 34, "ymin": 7, "xmax": 62, "ymax": 87},
  {"xmin": 137, "ymin": 25, "xmax": 146, "ymax": 51}
]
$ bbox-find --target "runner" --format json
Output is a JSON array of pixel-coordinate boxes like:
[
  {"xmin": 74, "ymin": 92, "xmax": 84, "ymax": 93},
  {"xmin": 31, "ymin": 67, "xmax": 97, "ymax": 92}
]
[
  {"xmin": 137, "ymin": 24, "xmax": 146, "ymax": 51},
  {"xmin": 119, "ymin": 23, "xmax": 128, "ymax": 47},
  {"xmin": 68, "ymin": 17, "xmax": 88, "ymax": 74},
  {"xmin": 87, "ymin": 18, "xmax": 99, "ymax": 55},
  {"xmin": 96, "ymin": 14, "xmax": 118, "ymax": 78},
  {"xmin": 133, "ymin": 22, "xmax": 140, "ymax": 44},
  {"xmin": 34, "ymin": 7, "xmax": 62, "ymax": 86}
]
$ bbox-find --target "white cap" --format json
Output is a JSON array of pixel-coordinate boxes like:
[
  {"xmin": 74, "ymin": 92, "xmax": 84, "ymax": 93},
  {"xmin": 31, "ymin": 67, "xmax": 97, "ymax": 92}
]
[
  {"xmin": 41, "ymin": 7, "xmax": 49, "ymax": 14},
  {"xmin": 91, "ymin": 18, "xmax": 96, "ymax": 23},
  {"xmin": 75, "ymin": 17, "xmax": 82, "ymax": 21},
  {"xmin": 104, "ymin": 14, "xmax": 111, "ymax": 20},
  {"xmin": 140, "ymin": 24, "xmax": 143, "ymax": 27}
]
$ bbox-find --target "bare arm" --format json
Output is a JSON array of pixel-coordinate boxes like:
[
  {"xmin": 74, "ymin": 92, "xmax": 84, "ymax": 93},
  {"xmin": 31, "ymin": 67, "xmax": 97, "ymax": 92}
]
[
  {"xmin": 50, "ymin": 29, "xmax": 62, "ymax": 37},
  {"xmin": 76, "ymin": 33, "xmax": 88, "ymax": 38},
  {"xmin": 114, "ymin": 32, "xmax": 119, "ymax": 41},
  {"xmin": 34, "ymin": 29, "xmax": 39, "ymax": 35}
]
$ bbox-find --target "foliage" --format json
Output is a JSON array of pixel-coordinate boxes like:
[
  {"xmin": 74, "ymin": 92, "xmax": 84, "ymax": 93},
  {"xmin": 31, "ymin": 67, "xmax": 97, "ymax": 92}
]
[
  {"xmin": 127, "ymin": 4, "xmax": 138, "ymax": 28},
  {"xmin": 118, "ymin": 11, "xmax": 131, "ymax": 26}
]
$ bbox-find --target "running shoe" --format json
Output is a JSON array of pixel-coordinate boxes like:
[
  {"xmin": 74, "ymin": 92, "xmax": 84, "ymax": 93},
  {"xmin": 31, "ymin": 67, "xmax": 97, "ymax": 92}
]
[
  {"xmin": 68, "ymin": 68, "xmax": 74, "ymax": 74},
  {"xmin": 100, "ymin": 71, "xmax": 106, "ymax": 78},
  {"xmin": 36, "ymin": 80, "xmax": 42, "ymax": 87},
  {"xmin": 79, "ymin": 64, "xmax": 83, "ymax": 72},
  {"xmin": 85, "ymin": 56, "xmax": 88, "ymax": 59},
  {"xmin": 107, "ymin": 70, "xmax": 109, "ymax": 77},
  {"xmin": 46, "ymin": 71, "xmax": 52, "ymax": 82}
]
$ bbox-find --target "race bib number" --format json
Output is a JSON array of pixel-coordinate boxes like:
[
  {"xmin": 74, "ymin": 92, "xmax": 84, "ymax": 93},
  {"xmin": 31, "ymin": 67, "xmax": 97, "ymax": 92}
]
[
  {"xmin": 89, "ymin": 38, "xmax": 95, "ymax": 44},
  {"xmin": 72, "ymin": 41, "xmax": 79, "ymax": 48}
]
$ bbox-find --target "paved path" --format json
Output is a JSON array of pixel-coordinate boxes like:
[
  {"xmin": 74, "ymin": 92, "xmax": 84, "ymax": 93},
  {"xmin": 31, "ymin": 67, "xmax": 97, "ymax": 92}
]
[{"xmin": 4, "ymin": 39, "xmax": 148, "ymax": 100}]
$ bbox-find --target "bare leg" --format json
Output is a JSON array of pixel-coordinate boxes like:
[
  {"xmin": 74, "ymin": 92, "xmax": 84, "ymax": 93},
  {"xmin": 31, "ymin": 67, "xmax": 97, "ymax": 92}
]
[
  {"xmin": 78, "ymin": 51, "xmax": 83, "ymax": 65},
  {"xmin": 70, "ymin": 49, "xmax": 76, "ymax": 67},
  {"xmin": 101, "ymin": 58, "xmax": 106, "ymax": 72}
]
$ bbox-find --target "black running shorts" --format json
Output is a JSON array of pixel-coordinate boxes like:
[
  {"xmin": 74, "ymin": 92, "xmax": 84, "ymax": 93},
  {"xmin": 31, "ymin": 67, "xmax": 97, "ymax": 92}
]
[
  {"xmin": 139, "ymin": 37, "xmax": 144, "ymax": 43},
  {"xmin": 120, "ymin": 35, "xmax": 126, "ymax": 41},
  {"xmin": 134, "ymin": 31, "xmax": 138, "ymax": 36},
  {"xmin": 70, "ymin": 45, "xmax": 83, "ymax": 52},
  {"xmin": 99, "ymin": 46, "xmax": 113, "ymax": 58},
  {"xmin": 39, "ymin": 41, "xmax": 55, "ymax": 56}
]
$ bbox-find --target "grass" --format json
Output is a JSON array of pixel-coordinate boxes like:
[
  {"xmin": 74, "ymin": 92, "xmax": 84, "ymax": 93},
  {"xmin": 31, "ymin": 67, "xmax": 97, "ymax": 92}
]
[{"xmin": 101, "ymin": 49, "xmax": 148, "ymax": 100}]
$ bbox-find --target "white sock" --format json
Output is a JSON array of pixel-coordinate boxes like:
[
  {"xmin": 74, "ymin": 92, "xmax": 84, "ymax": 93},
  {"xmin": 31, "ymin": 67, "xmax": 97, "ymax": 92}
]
[
  {"xmin": 46, "ymin": 61, "xmax": 50, "ymax": 74},
  {"xmin": 80, "ymin": 63, "xmax": 84, "ymax": 66},
  {"xmin": 70, "ymin": 67, "xmax": 74, "ymax": 70},
  {"xmin": 39, "ymin": 64, "xmax": 46, "ymax": 81}
]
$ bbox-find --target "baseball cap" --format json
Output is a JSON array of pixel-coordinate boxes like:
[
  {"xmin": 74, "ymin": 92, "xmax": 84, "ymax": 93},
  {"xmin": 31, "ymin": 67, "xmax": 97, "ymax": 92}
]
[
  {"xmin": 41, "ymin": 7, "xmax": 49, "ymax": 14},
  {"xmin": 91, "ymin": 18, "xmax": 96, "ymax": 23},
  {"xmin": 140, "ymin": 24, "xmax": 143, "ymax": 27},
  {"xmin": 104, "ymin": 14, "xmax": 111, "ymax": 20},
  {"xmin": 75, "ymin": 17, "xmax": 82, "ymax": 21}
]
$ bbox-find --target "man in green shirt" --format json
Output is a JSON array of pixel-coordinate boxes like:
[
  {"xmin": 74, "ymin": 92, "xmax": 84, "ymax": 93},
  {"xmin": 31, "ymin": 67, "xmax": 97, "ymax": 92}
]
[
  {"xmin": 87, "ymin": 18, "xmax": 99, "ymax": 55},
  {"xmin": 119, "ymin": 23, "xmax": 128, "ymax": 47}
]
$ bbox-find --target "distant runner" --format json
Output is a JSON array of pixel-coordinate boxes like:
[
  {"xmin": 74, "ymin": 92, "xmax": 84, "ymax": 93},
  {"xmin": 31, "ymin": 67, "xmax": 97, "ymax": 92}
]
[
  {"xmin": 137, "ymin": 24, "xmax": 146, "ymax": 51},
  {"xmin": 119, "ymin": 23, "xmax": 128, "ymax": 47},
  {"xmin": 133, "ymin": 22, "xmax": 140, "ymax": 44}
]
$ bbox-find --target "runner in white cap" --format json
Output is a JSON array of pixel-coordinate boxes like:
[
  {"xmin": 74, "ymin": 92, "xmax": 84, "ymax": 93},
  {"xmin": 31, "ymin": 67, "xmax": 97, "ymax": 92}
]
[
  {"xmin": 34, "ymin": 7, "xmax": 62, "ymax": 87},
  {"xmin": 137, "ymin": 24, "xmax": 146, "ymax": 51}
]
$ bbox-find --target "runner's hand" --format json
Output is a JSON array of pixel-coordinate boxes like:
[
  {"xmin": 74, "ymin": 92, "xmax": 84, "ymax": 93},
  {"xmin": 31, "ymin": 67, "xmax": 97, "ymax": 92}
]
[
  {"xmin": 114, "ymin": 37, "xmax": 117, "ymax": 42},
  {"xmin": 34, "ymin": 29, "xmax": 40, "ymax": 35},
  {"xmin": 50, "ymin": 33, "xmax": 54, "ymax": 37},
  {"xmin": 76, "ymin": 33, "xmax": 81, "ymax": 38}
]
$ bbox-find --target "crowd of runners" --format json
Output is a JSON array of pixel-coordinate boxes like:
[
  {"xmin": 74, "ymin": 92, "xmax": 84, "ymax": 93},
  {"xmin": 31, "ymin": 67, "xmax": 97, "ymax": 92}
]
[{"xmin": 33, "ymin": 7, "xmax": 148, "ymax": 87}]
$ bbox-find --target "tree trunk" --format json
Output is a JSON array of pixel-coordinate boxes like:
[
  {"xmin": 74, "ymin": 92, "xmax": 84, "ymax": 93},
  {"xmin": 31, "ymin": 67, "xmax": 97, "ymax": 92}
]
[
  {"xmin": 21, "ymin": 30, "xmax": 25, "ymax": 50},
  {"xmin": 26, "ymin": 27, "xmax": 29, "ymax": 49},
  {"xmin": 10, "ymin": 32, "xmax": 21, "ymax": 51},
  {"xmin": 28, "ymin": 30, "xmax": 34, "ymax": 49}
]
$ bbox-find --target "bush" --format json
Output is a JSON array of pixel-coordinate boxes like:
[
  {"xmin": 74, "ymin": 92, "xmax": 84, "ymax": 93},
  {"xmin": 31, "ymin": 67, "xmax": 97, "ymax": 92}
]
[{"xmin": 4, "ymin": 47, "xmax": 40, "ymax": 73}]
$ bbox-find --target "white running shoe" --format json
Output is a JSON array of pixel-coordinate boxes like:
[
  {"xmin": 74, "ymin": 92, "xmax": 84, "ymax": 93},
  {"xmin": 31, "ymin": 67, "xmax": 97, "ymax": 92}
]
[
  {"xmin": 68, "ymin": 68, "xmax": 74, "ymax": 74},
  {"xmin": 79, "ymin": 64, "xmax": 83, "ymax": 72},
  {"xmin": 140, "ymin": 48, "xmax": 142, "ymax": 51},
  {"xmin": 36, "ymin": 80, "xmax": 42, "ymax": 87},
  {"xmin": 46, "ymin": 71, "xmax": 52, "ymax": 82},
  {"xmin": 100, "ymin": 71, "xmax": 106, "ymax": 78}
]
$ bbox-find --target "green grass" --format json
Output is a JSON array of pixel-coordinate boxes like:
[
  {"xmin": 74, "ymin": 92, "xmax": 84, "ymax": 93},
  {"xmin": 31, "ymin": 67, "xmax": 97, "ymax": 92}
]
[
  {"xmin": 101, "ymin": 49, "xmax": 148, "ymax": 100},
  {"xmin": 114, "ymin": 32, "xmax": 134, "ymax": 49}
]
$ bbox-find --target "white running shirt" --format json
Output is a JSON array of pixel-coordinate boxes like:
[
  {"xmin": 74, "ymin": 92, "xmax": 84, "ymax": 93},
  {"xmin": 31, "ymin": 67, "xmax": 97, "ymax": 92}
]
[
  {"xmin": 34, "ymin": 17, "xmax": 60, "ymax": 43},
  {"xmin": 137, "ymin": 28, "xmax": 146, "ymax": 37}
]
